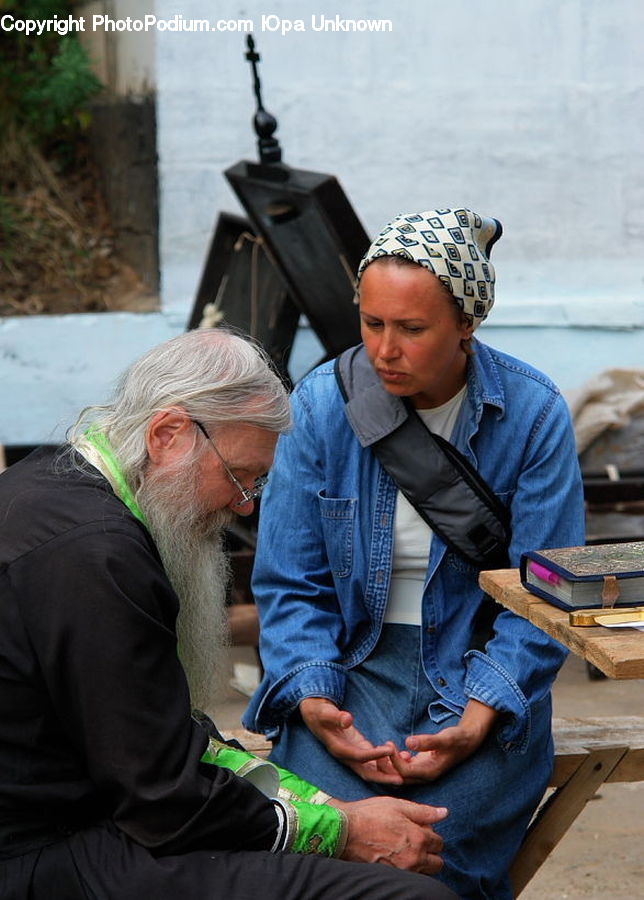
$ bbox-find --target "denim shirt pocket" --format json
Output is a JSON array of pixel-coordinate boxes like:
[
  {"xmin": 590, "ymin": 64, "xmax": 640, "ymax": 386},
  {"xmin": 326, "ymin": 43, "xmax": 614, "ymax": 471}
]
[{"xmin": 318, "ymin": 493, "xmax": 357, "ymax": 578}]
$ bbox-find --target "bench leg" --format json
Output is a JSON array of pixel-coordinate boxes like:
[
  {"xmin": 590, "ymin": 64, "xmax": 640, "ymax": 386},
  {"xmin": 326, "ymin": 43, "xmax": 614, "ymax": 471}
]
[{"xmin": 510, "ymin": 745, "xmax": 629, "ymax": 897}]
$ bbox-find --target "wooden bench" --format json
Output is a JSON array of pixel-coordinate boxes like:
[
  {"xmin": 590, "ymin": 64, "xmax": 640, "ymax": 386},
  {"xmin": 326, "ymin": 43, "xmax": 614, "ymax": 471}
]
[
  {"xmin": 225, "ymin": 716, "xmax": 644, "ymax": 897},
  {"xmin": 511, "ymin": 715, "xmax": 644, "ymax": 896}
]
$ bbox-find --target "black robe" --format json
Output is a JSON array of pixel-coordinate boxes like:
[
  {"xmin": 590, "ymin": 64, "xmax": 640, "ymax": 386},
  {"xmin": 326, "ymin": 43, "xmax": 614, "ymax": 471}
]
[
  {"xmin": 0, "ymin": 447, "xmax": 456, "ymax": 900},
  {"xmin": 0, "ymin": 449, "xmax": 277, "ymax": 883}
]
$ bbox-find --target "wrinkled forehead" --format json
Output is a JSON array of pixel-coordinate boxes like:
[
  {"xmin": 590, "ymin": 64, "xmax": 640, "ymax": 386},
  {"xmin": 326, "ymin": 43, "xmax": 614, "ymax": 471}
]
[{"xmin": 211, "ymin": 422, "xmax": 278, "ymax": 471}]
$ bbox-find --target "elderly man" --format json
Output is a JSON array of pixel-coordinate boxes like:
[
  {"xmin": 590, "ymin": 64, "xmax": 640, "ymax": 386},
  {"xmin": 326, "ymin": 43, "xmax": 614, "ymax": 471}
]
[{"xmin": 0, "ymin": 330, "xmax": 457, "ymax": 900}]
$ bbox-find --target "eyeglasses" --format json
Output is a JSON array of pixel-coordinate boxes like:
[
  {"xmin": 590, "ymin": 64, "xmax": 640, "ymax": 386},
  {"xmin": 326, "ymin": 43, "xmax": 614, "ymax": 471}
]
[{"xmin": 192, "ymin": 419, "xmax": 268, "ymax": 507}]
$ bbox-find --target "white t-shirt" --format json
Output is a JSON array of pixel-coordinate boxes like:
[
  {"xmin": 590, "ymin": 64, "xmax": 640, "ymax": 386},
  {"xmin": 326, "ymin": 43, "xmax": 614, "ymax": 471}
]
[{"xmin": 383, "ymin": 386, "xmax": 466, "ymax": 626}]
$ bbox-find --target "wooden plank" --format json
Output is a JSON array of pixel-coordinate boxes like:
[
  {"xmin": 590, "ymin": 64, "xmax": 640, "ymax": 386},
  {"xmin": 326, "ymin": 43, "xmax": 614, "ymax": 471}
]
[
  {"xmin": 480, "ymin": 569, "xmax": 644, "ymax": 679},
  {"xmin": 511, "ymin": 745, "xmax": 628, "ymax": 897},
  {"xmin": 222, "ymin": 728, "xmax": 271, "ymax": 757},
  {"xmin": 551, "ymin": 716, "xmax": 644, "ymax": 785},
  {"xmin": 583, "ymin": 473, "xmax": 644, "ymax": 504}
]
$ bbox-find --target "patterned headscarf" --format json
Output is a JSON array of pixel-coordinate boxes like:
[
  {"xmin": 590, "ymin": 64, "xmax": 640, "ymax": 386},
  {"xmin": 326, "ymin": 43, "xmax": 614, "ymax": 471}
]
[{"xmin": 356, "ymin": 207, "xmax": 503, "ymax": 329}]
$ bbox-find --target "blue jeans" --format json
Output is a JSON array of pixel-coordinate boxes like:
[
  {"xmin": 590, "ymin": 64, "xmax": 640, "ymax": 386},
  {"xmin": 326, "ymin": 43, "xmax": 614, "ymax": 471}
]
[{"xmin": 269, "ymin": 625, "xmax": 553, "ymax": 900}]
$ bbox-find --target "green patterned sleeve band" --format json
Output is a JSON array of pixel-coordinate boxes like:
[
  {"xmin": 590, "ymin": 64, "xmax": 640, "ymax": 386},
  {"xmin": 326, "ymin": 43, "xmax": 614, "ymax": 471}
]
[
  {"xmin": 272, "ymin": 762, "xmax": 333, "ymax": 805},
  {"xmin": 270, "ymin": 798, "xmax": 348, "ymax": 858},
  {"xmin": 287, "ymin": 799, "xmax": 349, "ymax": 858},
  {"xmin": 201, "ymin": 739, "xmax": 280, "ymax": 797},
  {"xmin": 200, "ymin": 738, "xmax": 348, "ymax": 857}
]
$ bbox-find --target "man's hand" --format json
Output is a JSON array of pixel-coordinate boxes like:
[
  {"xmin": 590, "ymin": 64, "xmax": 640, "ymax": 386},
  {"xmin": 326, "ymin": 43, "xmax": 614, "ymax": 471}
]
[
  {"xmin": 329, "ymin": 796, "xmax": 448, "ymax": 875},
  {"xmin": 299, "ymin": 697, "xmax": 403, "ymax": 785},
  {"xmin": 391, "ymin": 699, "xmax": 500, "ymax": 783}
]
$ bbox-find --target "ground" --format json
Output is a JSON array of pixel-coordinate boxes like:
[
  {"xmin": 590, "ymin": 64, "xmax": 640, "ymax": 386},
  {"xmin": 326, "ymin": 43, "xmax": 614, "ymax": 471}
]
[{"xmin": 214, "ymin": 648, "xmax": 644, "ymax": 899}]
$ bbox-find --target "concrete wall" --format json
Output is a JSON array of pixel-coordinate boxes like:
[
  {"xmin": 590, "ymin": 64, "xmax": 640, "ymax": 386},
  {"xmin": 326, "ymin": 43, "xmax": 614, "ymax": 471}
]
[
  {"xmin": 1, "ymin": 0, "xmax": 643, "ymax": 444},
  {"xmin": 76, "ymin": 0, "xmax": 156, "ymax": 95},
  {"xmin": 75, "ymin": 0, "xmax": 159, "ymax": 291}
]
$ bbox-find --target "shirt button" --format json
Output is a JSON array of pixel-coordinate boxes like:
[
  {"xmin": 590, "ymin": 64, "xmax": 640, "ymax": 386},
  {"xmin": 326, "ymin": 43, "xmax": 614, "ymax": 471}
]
[
  {"xmin": 437, "ymin": 677, "xmax": 447, "ymax": 687},
  {"xmin": 426, "ymin": 625, "xmax": 436, "ymax": 634}
]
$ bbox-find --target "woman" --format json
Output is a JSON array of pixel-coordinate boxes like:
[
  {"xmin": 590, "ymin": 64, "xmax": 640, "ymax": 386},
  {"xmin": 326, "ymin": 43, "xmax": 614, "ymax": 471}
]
[{"xmin": 244, "ymin": 208, "xmax": 585, "ymax": 899}]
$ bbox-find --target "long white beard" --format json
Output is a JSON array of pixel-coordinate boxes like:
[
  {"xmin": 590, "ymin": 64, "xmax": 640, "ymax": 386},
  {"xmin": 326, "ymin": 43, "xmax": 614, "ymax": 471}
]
[{"xmin": 137, "ymin": 455, "xmax": 233, "ymax": 714}]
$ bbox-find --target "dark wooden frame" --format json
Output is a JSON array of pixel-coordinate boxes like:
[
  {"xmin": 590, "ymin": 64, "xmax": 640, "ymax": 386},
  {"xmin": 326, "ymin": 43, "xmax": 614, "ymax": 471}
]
[
  {"xmin": 188, "ymin": 212, "xmax": 301, "ymax": 385},
  {"xmin": 225, "ymin": 162, "xmax": 368, "ymax": 361}
]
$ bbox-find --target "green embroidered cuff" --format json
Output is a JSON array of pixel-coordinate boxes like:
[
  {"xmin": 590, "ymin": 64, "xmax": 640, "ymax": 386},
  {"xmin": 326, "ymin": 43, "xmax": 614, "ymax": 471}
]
[
  {"xmin": 200, "ymin": 740, "xmax": 347, "ymax": 857},
  {"xmin": 288, "ymin": 799, "xmax": 348, "ymax": 858}
]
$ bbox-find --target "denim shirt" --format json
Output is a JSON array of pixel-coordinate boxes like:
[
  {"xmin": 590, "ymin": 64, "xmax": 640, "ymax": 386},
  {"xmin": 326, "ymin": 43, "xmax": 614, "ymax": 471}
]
[{"xmin": 244, "ymin": 340, "xmax": 585, "ymax": 752}]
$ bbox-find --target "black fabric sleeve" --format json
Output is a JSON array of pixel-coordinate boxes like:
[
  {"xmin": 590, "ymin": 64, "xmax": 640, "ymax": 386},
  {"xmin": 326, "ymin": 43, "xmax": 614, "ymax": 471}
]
[{"xmin": 9, "ymin": 520, "xmax": 278, "ymax": 854}]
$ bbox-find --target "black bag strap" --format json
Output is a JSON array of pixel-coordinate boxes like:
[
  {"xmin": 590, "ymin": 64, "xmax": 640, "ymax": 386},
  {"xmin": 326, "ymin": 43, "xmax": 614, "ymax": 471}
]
[{"xmin": 334, "ymin": 345, "xmax": 511, "ymax": 569}]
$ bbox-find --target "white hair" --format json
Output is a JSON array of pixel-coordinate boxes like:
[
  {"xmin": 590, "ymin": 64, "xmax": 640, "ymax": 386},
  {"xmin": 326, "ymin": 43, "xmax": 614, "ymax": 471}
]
[{"xmin": 67, "ymin": 328, "xmax": 291, "ymax": 490}]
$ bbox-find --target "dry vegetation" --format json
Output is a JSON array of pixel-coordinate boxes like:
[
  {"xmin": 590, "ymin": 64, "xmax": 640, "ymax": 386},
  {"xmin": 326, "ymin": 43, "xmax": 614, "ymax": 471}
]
[
  {"xmin": 0, "ymin": 130, "xmax": 157, "ymax": 316},
  {"xmin": 1, "ymin": 3, "xmax": 157, "ymax": 316}
]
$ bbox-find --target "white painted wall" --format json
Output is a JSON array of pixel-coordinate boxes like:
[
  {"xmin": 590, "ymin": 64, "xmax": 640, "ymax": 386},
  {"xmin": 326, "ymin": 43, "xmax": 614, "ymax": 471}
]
[
  {"xmin": 155, "ymin": 0, "xmax": 644, "ymax": 373},
  {"xmin": 1, "ymin": 0, "xmax": 643, "ymax": 444}
]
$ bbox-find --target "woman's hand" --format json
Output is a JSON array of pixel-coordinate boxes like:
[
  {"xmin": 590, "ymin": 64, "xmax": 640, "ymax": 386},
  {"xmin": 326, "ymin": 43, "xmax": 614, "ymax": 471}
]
[
  {"xmin": 329, "ymin": 795, "xmax": 448, "ymax": 874},
  {"xmin": 299, "ymin": 697, "xmax": 404, "ymax": 785},
  {"xmin": 390, "ymin": 699, "xmax": 500, "ymax": 783}
]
